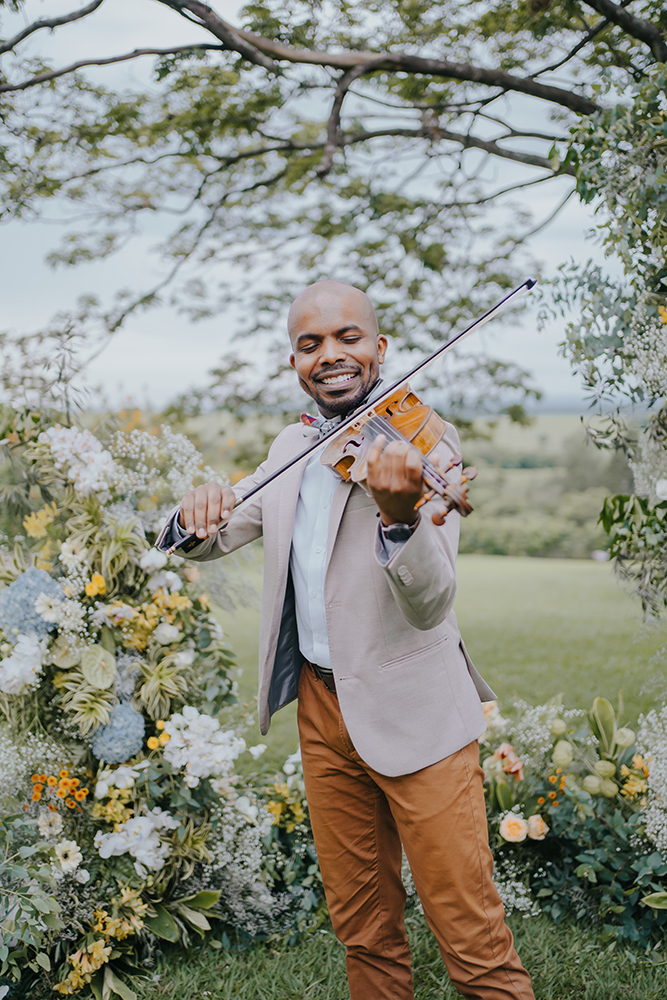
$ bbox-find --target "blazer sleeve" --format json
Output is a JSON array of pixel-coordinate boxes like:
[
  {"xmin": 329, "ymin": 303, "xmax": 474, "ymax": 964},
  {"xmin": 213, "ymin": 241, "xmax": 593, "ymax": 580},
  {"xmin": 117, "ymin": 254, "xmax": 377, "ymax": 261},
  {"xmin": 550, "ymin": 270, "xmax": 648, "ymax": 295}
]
[{"xmin": 373, "ymin": 421, "xmax": 462, "ymax": 631}]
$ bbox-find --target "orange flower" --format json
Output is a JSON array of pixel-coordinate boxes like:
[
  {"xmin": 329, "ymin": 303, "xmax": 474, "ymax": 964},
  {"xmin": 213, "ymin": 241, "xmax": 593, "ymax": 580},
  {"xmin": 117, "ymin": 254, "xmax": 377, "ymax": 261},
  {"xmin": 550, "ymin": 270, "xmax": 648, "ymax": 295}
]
[
  {"xmin": 548, "ymin": 791, "xmax": 556, "ymax": 799},
  {"xmin": 548, "ymin": 775, "xmax": 557, "ymax": 784},
  {"xmin": 31, "ymin": 774, "xmax": 40, "ymax": 783},
  {"xmin": 39, "ymin": 774, "xmax": 47, "ymax": 782},
  {"xmin": 147, "ymin": 736, "xmax": 160, "ymax": 750},
  {"xmin": 48, "ymin": 804, "xmax": 56, "ymax": 812},
  {"xmin": 79, "ymin": 788, "xmax": 89, "ymax": 797},
  {"xmin": 552, "ymin": 800, "xmax": 559, "ymax": 807},
  {"xmin": 69, "ymin": 778, "xmax": 80, "ymax": 789},
  {"xmin": 47, "ymin": 776, "xmax": 57, "ymax": 787},
  {"xmin": 56, "ymin": 788, "xmax": 67, "ymax": 799},
  {"xmin": 66, "ymin": 798, "xmax": 76, "ymax": 809},
  {"xmin": 59, "ymin": 769, "xmax": 68, "ymax": 779},
  {"xmin": 74, "ymin": 790, "xmax": 87, "ymax": 801},
  {"xmin": 32, "ymin": 790, "xmax": 41, "ymax": 802},
  {"xmin": 537, "ymin": 797, "xmax": 545, "ymax": 805},
  {"xmin": 33, "ymin": 783, "xmax": 43, "ymax": 793},
  {"xmin": 555, "ymin": 768, "xmax": 562, "ymax": 774}
]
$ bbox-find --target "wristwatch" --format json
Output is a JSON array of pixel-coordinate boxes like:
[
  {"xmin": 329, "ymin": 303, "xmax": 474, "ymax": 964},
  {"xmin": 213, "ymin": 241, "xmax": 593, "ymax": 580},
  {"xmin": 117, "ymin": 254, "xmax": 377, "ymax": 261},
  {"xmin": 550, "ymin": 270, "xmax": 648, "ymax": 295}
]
[{"xmin": 381, "ymin": 519, "xmax": 419, "ymax": 543}]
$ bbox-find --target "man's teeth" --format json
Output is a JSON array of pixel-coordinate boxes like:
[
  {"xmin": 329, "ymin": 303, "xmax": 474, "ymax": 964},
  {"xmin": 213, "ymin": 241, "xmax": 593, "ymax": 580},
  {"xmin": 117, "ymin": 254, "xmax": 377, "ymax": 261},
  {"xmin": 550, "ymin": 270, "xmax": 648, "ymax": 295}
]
[{"xmin": 321, "ymin": 373, "xmax": 356, "ymax": 385}]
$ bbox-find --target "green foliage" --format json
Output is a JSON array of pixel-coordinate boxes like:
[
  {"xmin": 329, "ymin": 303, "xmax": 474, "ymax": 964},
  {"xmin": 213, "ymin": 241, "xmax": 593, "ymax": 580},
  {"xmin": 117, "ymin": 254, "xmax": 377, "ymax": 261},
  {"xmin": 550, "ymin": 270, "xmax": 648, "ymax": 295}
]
[{"xmin": 0, "ymin": 814, "xmax": 62, "ymax": 983}]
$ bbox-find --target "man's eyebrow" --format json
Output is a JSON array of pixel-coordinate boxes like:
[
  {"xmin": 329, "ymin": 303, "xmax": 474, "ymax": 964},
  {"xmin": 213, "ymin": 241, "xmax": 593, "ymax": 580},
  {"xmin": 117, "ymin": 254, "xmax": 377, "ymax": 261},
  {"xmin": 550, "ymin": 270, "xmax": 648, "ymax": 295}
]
[{"xmin": 294, "ymin": 324, "xmax": 363, "ymax": 348}]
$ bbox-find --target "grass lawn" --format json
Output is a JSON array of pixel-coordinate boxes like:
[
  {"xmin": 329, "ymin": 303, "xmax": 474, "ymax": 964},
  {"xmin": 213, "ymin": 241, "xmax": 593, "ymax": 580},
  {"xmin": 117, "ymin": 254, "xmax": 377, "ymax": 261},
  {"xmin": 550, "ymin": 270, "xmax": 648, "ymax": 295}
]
[
  {"xmin": 145, "ymin": 554, "xmax": 667, "ymax": 1000},
  {"xmin": 217, "ymin": 553, "xmax": 667, "ymax": 773}
]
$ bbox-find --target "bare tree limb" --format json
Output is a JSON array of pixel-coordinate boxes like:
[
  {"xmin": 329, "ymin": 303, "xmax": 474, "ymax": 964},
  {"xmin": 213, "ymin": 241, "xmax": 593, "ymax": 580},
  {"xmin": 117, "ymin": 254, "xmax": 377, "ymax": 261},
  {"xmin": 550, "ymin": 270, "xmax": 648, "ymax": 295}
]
[
  {"xmin": 530, "ymin": 16, "xmax": 611, "ymax": 78},
  {"xmin": 582, "ymin": 0, "xmax": 667, "ymax": 62},
  {"xmin": 156, "ymin": 0, "xmax": 277, "ymax": 71},
  {"xmin": 0, "ymin": 44, "xmax": 223, "ymax": 93},
  {"xmin": 0, "ymin": 0, "xmax": 106, "ymax": 57},
  {"xmin": 161, "ymin": 0, "xmax": 600, "ymax": 115},
  {"xmin": 317, "ymin": 62, "xmax": 381, "ymax": 177}
]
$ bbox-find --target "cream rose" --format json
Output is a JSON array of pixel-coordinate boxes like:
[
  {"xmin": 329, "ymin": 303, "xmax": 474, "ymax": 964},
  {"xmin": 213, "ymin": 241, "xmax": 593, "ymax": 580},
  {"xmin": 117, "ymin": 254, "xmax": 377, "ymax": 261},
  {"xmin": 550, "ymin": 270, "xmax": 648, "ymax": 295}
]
[
  {"xmin": 527, "ymin": 814, "xmax": 549, "ymax": 840},
  {"xmin": 499, "ymin": 814, "xmax": 529, "ymax": 843}
]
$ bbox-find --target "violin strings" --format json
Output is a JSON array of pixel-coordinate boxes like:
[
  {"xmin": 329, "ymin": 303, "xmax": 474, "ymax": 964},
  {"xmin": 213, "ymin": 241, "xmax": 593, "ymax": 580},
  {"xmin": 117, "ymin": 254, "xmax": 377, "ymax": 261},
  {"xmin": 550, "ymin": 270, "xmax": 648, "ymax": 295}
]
[{"xmin": 364, "ymin": 415, "xmax": 452, "ymax": 493}]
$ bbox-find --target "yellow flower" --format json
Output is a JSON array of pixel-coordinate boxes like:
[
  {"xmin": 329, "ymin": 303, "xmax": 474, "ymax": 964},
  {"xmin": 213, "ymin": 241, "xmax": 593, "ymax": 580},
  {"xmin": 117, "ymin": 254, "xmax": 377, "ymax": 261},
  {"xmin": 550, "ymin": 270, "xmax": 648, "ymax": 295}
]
[
  {"xmin": 156, "ymin": 719, "xmax": 165, "ymax": 730},
  {"xmin": 659, "ymin": 305, "xmax": 667, "ymax": 324},
  {"xmin": 499, "ymin": 814, "xmax": 529, "ymax": 842},
  {"xmin": 147, "ymin": 736, "xmax": 160, "ymax": 750},
  {"xmin": 85, "ymin": 573, "xmax": 107, "ymax": 597},
  {"xmin": 23, "ymin": 502, "xmax": 57, "ymax": 539},
  {"xmin": 527, "ymin": 814, "xmax": 549, "ymax": 840},
  {"xmin": 158, "ymin": 731, "xmax": 170, "ymax": 745}
]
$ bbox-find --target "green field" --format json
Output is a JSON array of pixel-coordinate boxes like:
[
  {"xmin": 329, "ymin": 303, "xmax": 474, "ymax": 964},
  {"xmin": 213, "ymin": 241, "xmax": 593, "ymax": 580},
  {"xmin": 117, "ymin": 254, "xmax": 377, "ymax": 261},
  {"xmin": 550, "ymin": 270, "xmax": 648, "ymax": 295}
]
[{"xmin": 217, "ymin": 553, "xmax": 666, "ymax": 773}]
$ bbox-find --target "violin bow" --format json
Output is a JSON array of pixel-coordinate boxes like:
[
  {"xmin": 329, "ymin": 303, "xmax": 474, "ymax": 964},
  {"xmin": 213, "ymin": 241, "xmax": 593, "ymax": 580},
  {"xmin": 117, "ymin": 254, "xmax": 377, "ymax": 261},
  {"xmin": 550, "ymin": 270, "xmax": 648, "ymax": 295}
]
[{"xmin": 166, "ymin": 277, "xmax": 536, "ymax": 553}]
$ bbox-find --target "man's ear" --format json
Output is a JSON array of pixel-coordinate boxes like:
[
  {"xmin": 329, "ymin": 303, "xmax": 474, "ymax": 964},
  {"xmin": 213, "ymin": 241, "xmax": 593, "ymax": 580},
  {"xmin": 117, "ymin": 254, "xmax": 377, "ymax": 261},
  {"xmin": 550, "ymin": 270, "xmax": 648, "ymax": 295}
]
[
  {"xmin": 289, "ymin": 353, "xmax": 296, "ymax": 370},
  {"xmin": 377, "ymin": 335, "xmax": 388, "ymax": 365}
]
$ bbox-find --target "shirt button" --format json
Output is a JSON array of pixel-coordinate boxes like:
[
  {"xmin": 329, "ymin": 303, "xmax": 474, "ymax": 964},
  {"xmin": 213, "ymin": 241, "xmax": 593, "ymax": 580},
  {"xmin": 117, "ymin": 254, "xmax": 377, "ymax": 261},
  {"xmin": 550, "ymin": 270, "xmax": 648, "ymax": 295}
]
[
  {"xmin": 315, "ymin": 546, "xmax": 322, "ymax": 554},
  {"xmin": 322, "ymin": 501, "xmax": 328, "ymax": 509},
  {"xmin": 316, "ymin": 635, "xmax": 324, "ymax": 643},
  {"xmin": 310, "ymin": 589, "xmax": 317, "ymax": 598}
]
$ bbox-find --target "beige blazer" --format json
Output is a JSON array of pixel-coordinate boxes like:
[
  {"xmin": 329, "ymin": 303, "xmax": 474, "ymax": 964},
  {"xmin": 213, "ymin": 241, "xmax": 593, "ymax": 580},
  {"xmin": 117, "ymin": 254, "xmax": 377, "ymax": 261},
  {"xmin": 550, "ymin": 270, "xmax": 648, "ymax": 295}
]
[{"xmin": 174, "ymin": 420, "xmax": 494, "ymax": 777}]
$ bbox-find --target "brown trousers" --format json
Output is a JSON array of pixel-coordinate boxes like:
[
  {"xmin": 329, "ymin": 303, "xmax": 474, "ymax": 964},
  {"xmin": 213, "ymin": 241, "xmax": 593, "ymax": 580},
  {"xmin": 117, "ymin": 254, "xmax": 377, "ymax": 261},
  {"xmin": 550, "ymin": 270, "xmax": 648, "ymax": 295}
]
[{"xmin": 297, "ymin": 666, "xmax": 534, "ymax": 1000}]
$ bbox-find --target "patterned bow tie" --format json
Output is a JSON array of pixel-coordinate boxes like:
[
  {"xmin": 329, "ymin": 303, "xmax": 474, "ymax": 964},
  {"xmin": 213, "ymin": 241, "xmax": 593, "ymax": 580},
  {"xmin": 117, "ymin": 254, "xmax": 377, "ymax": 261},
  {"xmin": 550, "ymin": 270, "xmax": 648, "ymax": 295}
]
[{"xmin": 300, "ymin": 412, "xmax": 344, "ymax": 439}]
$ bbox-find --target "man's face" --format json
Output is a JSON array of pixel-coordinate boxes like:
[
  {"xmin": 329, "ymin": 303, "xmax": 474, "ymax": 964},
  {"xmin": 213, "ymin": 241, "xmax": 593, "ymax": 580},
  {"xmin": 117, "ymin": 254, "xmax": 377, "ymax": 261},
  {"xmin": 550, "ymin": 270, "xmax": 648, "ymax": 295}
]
[{"xmin": 289, "ymin": 285, "xmax": 387, "ymax": 418}]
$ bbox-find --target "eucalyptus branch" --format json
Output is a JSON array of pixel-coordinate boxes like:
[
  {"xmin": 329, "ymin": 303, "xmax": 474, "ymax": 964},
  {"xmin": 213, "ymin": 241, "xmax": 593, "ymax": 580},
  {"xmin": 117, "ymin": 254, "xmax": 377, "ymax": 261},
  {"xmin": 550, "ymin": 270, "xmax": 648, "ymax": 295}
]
[
  {"xmin": 0, "ymin": 44, "xmax": 224, "ymax": 94},
  {"xmin": 0, "ymin": 0, "xmax": 105, "ymax": 56}
]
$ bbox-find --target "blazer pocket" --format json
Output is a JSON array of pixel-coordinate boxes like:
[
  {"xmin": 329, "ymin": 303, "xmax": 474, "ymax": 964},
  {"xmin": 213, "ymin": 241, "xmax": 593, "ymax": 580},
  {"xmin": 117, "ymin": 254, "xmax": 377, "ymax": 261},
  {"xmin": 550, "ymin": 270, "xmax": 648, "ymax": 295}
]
[{"xmin": 379, "ymin": 634, "xmax": 449, "ymax": 670}]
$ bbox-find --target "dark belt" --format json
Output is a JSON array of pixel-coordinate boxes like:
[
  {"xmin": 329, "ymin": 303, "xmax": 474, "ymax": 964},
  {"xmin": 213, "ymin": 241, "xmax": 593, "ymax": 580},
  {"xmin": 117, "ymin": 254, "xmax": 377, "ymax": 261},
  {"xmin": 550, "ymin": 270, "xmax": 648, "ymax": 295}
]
[{"xmin": 306, "ymin": 660, "xmax": 337, "ymax": 693}]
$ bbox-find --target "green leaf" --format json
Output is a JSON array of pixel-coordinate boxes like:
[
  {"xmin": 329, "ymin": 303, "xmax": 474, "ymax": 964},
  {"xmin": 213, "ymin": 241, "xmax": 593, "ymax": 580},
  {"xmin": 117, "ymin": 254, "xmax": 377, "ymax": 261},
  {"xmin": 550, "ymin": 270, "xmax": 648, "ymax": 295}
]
[
  {"xmin": 495, "ymin": 780, "xmax": 513, "ymax": 812},
  {"xmin": 174, "ymin": 904, "xmax": 211, "ymax": 933},
  {"xmin": 103, "ymin": 966, "xmax": 137, "ymax": 1000},
  {"xmin": 176, "ymin": 890, "xmax": 220, "ymax": 910},
  {"xmin": 144, "ymin": 904, "xmax": 179, "ymax": 942},
  {"xmin": 640, "ymin": 892, "xmax": 667, "ymax": 909},
  {"xmin": 36, "ymin": 951, "xmax": 51, "ymax": 971}
]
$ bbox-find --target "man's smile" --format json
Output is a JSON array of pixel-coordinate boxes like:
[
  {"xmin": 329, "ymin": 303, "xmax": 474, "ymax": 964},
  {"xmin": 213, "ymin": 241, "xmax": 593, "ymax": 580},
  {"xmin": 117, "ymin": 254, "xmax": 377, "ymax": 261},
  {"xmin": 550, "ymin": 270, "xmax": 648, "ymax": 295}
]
[{"xmin": 318, "ymin": 371, "xmax": 359, "ymax": 387}]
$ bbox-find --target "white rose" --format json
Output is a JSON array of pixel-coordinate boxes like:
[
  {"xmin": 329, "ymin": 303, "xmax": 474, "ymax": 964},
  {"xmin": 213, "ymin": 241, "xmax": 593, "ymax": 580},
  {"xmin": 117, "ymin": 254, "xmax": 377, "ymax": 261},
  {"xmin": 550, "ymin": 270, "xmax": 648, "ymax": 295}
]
[
  {"xmin": 234, "ymin": 795, "xmax": 259, "ymax": 823},
  {"xmin": 75, "ymin": 868, "xmax": 91, "ymax": 884},
  {"xmin": 153, "ymin": 623, "xmax": 182, "ymax": 645},
  {"xmin": 139, "ymin": 549, "xmax": 168, "ymax": 572},
  {"xmin": 248, "ymin": 744, "xmax": 267, "ymax": 759}
]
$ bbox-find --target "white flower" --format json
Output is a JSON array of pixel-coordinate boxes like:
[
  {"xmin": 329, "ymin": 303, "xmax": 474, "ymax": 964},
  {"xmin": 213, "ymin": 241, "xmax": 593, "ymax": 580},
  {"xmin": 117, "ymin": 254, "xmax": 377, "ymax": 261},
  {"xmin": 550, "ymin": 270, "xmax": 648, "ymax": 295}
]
[
  {"xmin": 655, "ymin": 478, "xmax": 667, "ymax": 501},
  {"xmin": 163, "ymin": 706, "xmax": 246, "ymax": 787},
  {"xmin": 94, "ymin": 806, "xmax": 180, "ymax": 877},
  {"xmin": 234, "ymin": 795, "xmax": 258, "ymax": 823},
  {"xmin": 59, "ymin": 538, "xmax": 88, "ymax": 570},
  {"xmin": 37, "ymin": 810, "xmax": 64, "ymax": 837},
  {"xmin": 40, "ymin": 426, "xmax": 117, "ymax": 496},
  {"xmin": 95, "ymin": 760, "xmax": 150, "ymax": 798},
  {"xmin": 248, "ymin": 744, "xmax": 267, "ymax": 760},
  {"xmin": 0, "ymin": 634, "xmax": 47, "ymax": 694},
  {"xmin": 147, "ymin": 570, "xmax": 182, "ymax": 594},
  {"xmin": 172, "ymin": 648, "xmax": 195, "ymax": 668},
  {"xmin": 282, "ymin": 748, "xmax": 302, "ymax": 776},
  {"xmin": 153, "ymin": 623, "xmax": 181, "ymax": 645},
  {"xmin": 55, "ymin": 839, "xmax": 82, "ymax": 873},
  {"xmin": 74, "ymin": 868, "xmax": 90, "ymax": 884},
  {"xmin": 139, "ymin": 549, "xmax": 168, "ymax": 572},
  {"xmin": 34, "ymin": 593, "xmax": 62, "ymax": 623}
]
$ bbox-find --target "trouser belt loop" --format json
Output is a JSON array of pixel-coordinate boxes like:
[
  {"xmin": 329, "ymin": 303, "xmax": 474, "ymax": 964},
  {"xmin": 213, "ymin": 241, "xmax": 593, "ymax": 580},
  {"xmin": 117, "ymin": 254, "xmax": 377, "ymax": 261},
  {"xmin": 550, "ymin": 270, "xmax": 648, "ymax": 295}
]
[{"xmin": 306, "ymin": 660, "xmax": 337, "ymax": 693}]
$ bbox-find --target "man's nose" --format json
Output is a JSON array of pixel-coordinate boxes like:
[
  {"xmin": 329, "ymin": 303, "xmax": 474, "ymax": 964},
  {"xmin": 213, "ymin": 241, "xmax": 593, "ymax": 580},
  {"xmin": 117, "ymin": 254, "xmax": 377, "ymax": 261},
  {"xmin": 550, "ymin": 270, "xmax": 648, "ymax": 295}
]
[{"xmin": 319, "ymin": 335, "xmax": 347, "ymax": 365}]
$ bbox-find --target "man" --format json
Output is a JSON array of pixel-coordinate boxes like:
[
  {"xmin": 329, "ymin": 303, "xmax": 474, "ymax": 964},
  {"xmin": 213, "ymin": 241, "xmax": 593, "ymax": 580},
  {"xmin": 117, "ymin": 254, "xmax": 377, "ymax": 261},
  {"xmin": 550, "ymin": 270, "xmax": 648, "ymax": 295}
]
[{"xmin": 157, "ymin": 281, "xmax": 534, "ymax": 999}]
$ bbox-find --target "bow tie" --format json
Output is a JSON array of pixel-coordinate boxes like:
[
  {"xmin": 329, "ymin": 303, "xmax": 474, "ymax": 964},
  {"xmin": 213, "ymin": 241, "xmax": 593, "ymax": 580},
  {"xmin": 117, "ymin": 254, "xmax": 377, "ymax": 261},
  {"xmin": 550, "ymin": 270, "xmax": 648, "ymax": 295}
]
[{"xmin": 300, "ymin": 412, "xmax": 344, "ymax": 439}]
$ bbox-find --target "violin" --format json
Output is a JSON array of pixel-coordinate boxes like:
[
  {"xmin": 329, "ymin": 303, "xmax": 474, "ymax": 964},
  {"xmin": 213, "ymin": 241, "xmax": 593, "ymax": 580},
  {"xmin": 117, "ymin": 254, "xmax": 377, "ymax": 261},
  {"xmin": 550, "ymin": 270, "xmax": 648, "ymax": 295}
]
[
  {"xmin": 164, "ymin": 278, "xmax": 535, "ymax": 553},
  {"xmin": 319, "ymin": 382, "xmax": 478, "ymax": 523}
]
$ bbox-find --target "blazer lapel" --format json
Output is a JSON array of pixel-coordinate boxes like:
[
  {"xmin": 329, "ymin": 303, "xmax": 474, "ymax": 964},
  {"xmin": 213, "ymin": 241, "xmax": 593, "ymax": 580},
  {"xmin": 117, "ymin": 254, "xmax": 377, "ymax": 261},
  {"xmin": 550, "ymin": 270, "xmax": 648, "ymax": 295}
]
[{"xmin": 326, "ymin": 478, "xmax": 354, "ymax": 570}]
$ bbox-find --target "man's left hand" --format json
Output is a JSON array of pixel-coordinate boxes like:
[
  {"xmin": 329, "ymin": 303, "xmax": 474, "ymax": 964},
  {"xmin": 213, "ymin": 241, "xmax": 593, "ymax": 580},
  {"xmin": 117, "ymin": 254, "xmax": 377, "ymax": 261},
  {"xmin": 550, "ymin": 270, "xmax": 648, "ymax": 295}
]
[{"xmin": 366, "ymin": 434, "xmax": 423, "ymax": 526}]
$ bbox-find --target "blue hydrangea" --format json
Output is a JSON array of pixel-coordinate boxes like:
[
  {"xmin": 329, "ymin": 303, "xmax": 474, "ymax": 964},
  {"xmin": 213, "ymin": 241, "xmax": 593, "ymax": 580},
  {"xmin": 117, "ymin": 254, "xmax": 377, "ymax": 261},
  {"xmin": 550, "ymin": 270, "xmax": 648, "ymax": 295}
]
[
  {"xmin": 0, "ymin": 567, "xmax": 62, "ymax": 639},
  {"xmin": 91, "ymin": 702, "xmax": 146, "ymax": 763}
]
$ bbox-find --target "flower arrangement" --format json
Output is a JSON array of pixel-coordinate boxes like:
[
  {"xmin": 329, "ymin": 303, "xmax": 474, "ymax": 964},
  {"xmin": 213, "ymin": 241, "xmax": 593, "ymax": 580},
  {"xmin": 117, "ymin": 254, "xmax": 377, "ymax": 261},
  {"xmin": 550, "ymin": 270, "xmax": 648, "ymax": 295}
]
[
  {"xmin": 480, "ymin": 696, "xmax": 667, "ymax": 943},
  {"xmin": 0, "ymin": 409, "xmax": 319, "ymax": 998}
]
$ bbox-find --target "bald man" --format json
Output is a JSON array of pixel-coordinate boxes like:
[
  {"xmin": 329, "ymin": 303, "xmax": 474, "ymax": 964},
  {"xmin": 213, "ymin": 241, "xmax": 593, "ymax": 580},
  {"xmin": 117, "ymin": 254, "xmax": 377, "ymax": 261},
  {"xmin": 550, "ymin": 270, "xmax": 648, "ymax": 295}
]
[{"xmin": 158, "ymin": 281, "xmax": 534, "ymax": 1000}]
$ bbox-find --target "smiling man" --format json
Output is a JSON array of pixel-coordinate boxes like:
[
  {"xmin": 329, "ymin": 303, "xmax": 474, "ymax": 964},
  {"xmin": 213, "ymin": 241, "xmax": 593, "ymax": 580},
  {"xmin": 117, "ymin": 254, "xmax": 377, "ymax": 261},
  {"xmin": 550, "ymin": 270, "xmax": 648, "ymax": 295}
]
[{"xmin": 158, "ymin": 280, "xmax": 534, "ymax": 1000}]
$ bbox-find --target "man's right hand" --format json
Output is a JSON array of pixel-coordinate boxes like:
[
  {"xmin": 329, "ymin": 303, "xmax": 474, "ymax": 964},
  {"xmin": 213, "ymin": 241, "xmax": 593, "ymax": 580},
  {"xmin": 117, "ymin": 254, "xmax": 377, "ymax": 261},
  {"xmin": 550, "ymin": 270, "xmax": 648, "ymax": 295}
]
[{"xmin": 179, "ymin": 482, "xmax": 237, "ymax": 538}]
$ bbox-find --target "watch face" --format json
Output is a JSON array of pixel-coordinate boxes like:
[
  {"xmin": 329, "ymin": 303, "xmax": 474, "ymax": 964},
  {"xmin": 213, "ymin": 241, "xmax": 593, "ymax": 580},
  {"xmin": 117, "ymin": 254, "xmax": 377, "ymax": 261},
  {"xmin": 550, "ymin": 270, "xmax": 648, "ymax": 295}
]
[{"xmin": 386, "ymin": 525, "xmax": 412, "ymax": 542}]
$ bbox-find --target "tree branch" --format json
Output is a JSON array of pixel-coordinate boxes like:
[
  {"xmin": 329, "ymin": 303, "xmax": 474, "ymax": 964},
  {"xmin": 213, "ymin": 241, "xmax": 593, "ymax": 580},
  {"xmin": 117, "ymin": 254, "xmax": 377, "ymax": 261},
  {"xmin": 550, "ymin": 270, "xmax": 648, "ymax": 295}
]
[
  {"xmin": 0, "ymin": 45, "xmax": 223, "ymax": 93},
  {"xmin": 530, "ymin": 16, "xmax": 611, "ymax": 78},
  {"xmin": 155, "ymin": 0, "xmax": 277, "ymax": 71},
  {"xmin": 316, "ymin": 62, "xmax": 381, "ymax": 178},
  {"xmin": 165, "ymin": 1, "xmax": 600, "ymax": 115},
  {"xmin": 0, "ymin": 0, "xmax": 106, "ymax": 56},
  {"xmin": 582, "ymin": 0, "xmax": 667, "ymax": 62}
]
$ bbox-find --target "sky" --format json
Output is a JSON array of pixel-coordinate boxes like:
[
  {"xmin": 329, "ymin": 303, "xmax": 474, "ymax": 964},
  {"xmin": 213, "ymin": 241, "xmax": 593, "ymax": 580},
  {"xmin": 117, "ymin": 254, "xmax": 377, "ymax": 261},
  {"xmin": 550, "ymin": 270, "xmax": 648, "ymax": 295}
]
[{"xmin": 0, "ymin": 0, "xmax": 611, "ymax": 412}]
